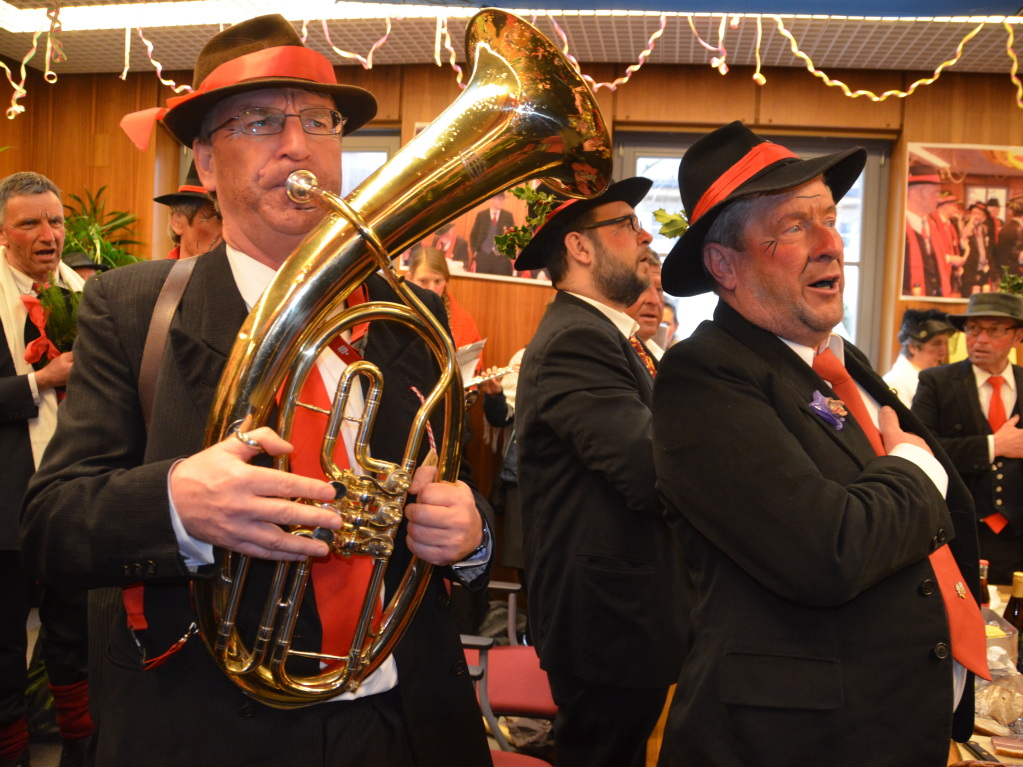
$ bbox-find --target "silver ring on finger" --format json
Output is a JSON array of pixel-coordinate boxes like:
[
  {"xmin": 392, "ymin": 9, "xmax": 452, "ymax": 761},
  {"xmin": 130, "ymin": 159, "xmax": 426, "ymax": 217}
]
[{"xmin": 233, "ymin": 429, "xmax": 264, "ymax": 452}]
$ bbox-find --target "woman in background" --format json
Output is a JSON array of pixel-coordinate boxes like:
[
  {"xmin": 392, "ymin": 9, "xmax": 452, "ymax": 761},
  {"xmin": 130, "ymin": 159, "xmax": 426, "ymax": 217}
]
[{"xmin": 406, "ymin": 247, "xmax": 482, "ymax": 351}]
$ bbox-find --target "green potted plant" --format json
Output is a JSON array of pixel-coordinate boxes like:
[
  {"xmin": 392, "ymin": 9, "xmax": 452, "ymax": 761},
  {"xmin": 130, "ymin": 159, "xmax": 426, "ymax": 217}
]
[{"xmin": 62, "ymin": 186, "xmax": 143, "ymax": 269}]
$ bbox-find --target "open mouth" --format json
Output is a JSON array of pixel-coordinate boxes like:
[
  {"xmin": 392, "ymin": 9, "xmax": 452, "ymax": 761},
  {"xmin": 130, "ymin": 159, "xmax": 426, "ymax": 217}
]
[{"xmin": 809, "ymin": 277, "xmax": 839, "ymax": 290}]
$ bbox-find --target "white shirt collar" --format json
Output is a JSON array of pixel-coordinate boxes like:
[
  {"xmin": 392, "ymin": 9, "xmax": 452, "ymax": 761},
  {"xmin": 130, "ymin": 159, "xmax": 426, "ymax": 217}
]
[
  {"xmin": 781, "ymin": 333, "xmax": 845, "ymax": 368},
  {"xmin": 224, "ymin": 244, "xmax": 277, "ymax": 311},
  {"xmin": 972, "ymin": 360, "xmax": 1016, "ymax": 392},
  {"xmin": 8, "ymin": 263, "xmax": 63, "ymax": 293},
  {"xmin": 566, "ymin": 291, "xmax": 640, "ymax": 340}
]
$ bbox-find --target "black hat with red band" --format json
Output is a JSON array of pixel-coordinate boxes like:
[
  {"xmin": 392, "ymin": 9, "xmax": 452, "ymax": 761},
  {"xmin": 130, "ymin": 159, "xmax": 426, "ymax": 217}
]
[
  {"xmin": 153, "ymin": 162, "xmax": 209, "ymax": 206},
  {"xmin": 513, "ymin": 177, "xmax": 652, "ymax": 272},
  {"xmin": 121, "ymin": 14, "xmax": 377, "ymax": 151},
  {"xmin": 661, "ymin": 121, "xmax": 866, "ymax": 297}
]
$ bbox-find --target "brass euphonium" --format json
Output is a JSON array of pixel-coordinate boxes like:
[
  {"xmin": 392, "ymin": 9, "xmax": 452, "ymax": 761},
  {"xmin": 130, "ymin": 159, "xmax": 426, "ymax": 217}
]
[{"xmin": 191, "ymin": 8, "xmax": 612, "ymax": 707}]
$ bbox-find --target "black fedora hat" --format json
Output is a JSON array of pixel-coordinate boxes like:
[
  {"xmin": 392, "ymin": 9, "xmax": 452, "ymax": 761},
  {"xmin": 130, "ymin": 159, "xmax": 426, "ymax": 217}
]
[
  {"xmin": 897, "ymin": 308, "xmax": 955, "ymax": 347},
  {"xmin": 513, "ymin": 177, "xmax": 652, "ymax": 272},
  {"xmin": 121, "ymin": 15, "xmax": 377, "ymax": 150},
  {"xmin": 947, "ymin": 292, "xmax": 1023, "ymax": 331},
  {"xmin": 661, "ymin": 121, "xmax": 866, "ymax": 297},
  {"xmin": 153, "ymin": 162, "xmax": 209, "ymax": 206},
  {"xmin": 62, "ymin": 252, "xmax": 111, "ymax": 272}
]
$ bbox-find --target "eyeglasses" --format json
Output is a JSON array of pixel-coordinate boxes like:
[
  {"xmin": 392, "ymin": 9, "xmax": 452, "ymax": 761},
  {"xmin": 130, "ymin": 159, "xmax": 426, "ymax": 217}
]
[
  {"xmin": 209, "ymin": 107, "xmax": 345, "ymax": 137},
  {"xmin": 578, "ymin": 214, "xmax": 642, "ymax": 235},
  {"xmin": 963, "ymin": 322, "xmax": 1020, "ymax": 339}
]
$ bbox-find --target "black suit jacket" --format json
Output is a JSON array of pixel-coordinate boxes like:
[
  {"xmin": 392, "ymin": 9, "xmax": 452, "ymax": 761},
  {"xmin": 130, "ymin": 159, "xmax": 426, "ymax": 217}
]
[
  {"xmin": 0, "ymin": 319, "xmax": 36, "ymax": 550},
  {"xmin": 913, "ymin": 359, "xmax": 1023, "ymax": 532},
  {"xmin": 469, "ymin": 208, "xmax": 515, "ymax": 276},
  {"xmin": 516, "ymin": 291, "xmax": 690, "ymax": 689},
  {"xmin": 653, "ymin": 302, "xmax": 979, "ymax": 766},
  {"xmin": 20, "ymin": 247, "xmax": 492, "ymax": 766}
]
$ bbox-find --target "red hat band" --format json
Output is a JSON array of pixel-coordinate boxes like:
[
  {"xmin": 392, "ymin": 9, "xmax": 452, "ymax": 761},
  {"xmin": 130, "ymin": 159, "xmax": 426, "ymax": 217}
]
[
  {"xmin": 165, "ymin": 45, "xmax": 337, "ymax": 111},
  {"xmin": 691, "ymin": 142, "xmax": 798, "ymax": 224},
  {"xmin": 120, "ymin": 45, "xmax": 337, "ymax": 152}
]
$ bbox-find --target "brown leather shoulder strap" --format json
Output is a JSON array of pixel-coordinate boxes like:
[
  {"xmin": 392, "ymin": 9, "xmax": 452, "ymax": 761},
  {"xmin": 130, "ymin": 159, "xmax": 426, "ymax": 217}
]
[{"xmin": 139, "ymin": 257, "xmax": 198, "ymax": 431}]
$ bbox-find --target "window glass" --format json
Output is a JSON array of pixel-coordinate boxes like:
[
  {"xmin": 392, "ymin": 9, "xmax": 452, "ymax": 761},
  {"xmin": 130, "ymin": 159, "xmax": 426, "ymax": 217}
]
[
  {"xmin": 620, "ymin": 133, "xmax": 888, "ymax": 360},
  {"xmin": 341, "ymin": 131, "xmax": 401, "ymax": 196}
]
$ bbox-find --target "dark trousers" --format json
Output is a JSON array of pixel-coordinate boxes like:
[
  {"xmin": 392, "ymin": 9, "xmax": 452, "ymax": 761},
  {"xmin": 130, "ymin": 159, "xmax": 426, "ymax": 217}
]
[
  {"xmin": 547, "ymin": 670, "xmax": 668, "ymax": 767},
  {"xmin": 977, "ymin": 521, "xmax": 1023, "ymax": 586},
  {"xmin": 0, "ymin": 550, "xmax": 88, "ymax": 727}
]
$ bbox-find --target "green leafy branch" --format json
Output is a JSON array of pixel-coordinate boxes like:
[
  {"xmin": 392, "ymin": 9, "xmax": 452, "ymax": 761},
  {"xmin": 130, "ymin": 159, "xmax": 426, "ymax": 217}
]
[
  {"xmin": 999, "ymin": 266, "xmax": 1023, "ymax": 297},
  {"xmin": 652, "ymin": 208, "xmax": 689, "ymax": 240},
  {"xmin": 37, "ymin": 277, "xmax": 82, "ymax": 353},
  {"xmin": 494, "ymin": 186, "xmax": 560, "ymax": 261}
]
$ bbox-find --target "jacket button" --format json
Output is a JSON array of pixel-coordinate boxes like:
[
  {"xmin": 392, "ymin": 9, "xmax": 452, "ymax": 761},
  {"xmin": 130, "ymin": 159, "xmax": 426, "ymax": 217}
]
[
  {"xmin": 451, "ymin": 660, "xmax": 467, "ymax": 676},
  {"xmin": 146, "ymin": 561, "xmax": 157, "ymax": 575},
  {"xmin": 997, "ymin": 487, "xmax": 1003, "ymax": 493},
  {"xmin": 998, "ymin": 474, "xmax": 1004, "ymax": 480},
  {"xmin": 997, "ymin": 499, "xmax": 1004, "ymax": 507},
  {"xmin": 934, "ymin": 642, "xmax": 950, "ymax": 660},
  {"xmin": 920, "ymin": 579, "xmax": 936, "ymax": 596},
  {"xmin": 436, "ymin": 593, "xmax": 450, "ymax": 609}
]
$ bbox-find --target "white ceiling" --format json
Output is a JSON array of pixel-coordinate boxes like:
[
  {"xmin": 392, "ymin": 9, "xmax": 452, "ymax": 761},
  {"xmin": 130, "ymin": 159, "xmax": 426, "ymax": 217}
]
[{"xmin": 0, "ymin": 1, "xmax": 1020, "ymax": 79}]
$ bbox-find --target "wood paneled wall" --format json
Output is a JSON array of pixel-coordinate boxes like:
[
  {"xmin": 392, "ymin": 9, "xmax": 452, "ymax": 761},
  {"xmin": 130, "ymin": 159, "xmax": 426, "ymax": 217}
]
[{"xmin": 3, "ymin": 56, "xmax": 1021, "ymax": 506}]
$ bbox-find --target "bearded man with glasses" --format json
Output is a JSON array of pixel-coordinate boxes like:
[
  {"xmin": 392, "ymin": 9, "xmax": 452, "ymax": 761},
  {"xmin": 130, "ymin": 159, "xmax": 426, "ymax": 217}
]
[
  {"xmin": 914, "ymin": 291, "xmax": 1023, "ymax": 584},
  {"xmin": 512, "ymin": 178, "xmax": 691, "ymax": 767},
  {"xmin": 20, "ymin": 14, "xmax": 493, "ymax": 767}
]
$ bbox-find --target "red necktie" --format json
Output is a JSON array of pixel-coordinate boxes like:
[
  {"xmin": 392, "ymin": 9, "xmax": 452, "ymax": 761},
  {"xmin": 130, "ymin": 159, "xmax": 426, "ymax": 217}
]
[
  {"xmin": 813, "ymin": 348, "xmax": 990, "ymax": 680},
  {"xmin": 291, "ymin": 359, "xmax": 380, "ymax": 666},
  {"xmin": 629, "ymin": 335, "xmax": 656, "ymax": 379},
  {"xmin": 20, "ymin": 293, "xmax": 61, "ymax": 365},
  {"xmin": 985, "ymin": 376, "xmax": 1010, "ymax": 534}
]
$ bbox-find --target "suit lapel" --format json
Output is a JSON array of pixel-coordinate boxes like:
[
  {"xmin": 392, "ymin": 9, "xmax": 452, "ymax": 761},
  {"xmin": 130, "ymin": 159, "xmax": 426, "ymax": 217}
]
[
  {"xmin": 713, "ymin": 302, "xmax": 877, "ymax": 464},
  {"xmin": 167, "ymin": 247, "xmax": 248, "ymax": 419},
  {"xmin": 554, "ymin": 292, "xmax": 654, "ymax": 398},
  {"xmin": 949, "ymin": 361, "xmax": 989, "ymax": 435},
  {"xmin": 1013, "ymin": 365, "xmax": 1023, "ymax": 419}
]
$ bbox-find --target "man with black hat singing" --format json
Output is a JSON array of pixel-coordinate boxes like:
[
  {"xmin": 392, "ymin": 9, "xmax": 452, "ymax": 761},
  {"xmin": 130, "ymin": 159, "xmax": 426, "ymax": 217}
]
[
  {"xmin": 654, "ymin": 121, "xmax": 986, "ymax": 765},
  {"xmin": 20, "ymin": 15, "xmax": 492, "ymax": 767},
  {"xmin": 914, "ymin": 292, "xmax": 1023, "ymax": 585},
  {"xmin": 153, "ymin": 162, "xmax": 222, "ymax": 260},
  {"xmin": 514, "ymin": 179, "xmax": 690, "ymax": 767}
]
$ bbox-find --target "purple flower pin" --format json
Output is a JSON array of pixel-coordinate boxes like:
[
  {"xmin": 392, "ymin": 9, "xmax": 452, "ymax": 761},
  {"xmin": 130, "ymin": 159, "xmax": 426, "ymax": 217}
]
[{"xmin": 810, "ymin": 390, "xmax": 847, "ymax": 430}]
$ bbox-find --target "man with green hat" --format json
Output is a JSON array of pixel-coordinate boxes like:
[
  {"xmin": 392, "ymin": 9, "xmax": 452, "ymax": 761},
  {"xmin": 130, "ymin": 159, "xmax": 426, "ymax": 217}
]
[
  {"xmin": 914, "ymin": 292, "xmax": 1023, "ymax": 585},
  {"xmin": 21, "ymin": 14, "xmax": 492, "ymax": 767}
]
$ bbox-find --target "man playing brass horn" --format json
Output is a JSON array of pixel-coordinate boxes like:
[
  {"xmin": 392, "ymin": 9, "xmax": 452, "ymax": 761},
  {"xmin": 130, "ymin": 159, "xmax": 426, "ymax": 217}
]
[{"xmin": 20, "ymin": 15, "xmax": 493, "ymax": 767}]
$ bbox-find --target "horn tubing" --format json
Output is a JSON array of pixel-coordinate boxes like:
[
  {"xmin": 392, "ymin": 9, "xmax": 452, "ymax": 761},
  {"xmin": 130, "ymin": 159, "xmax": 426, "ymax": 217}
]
[{"xmin": 191, "ymin": 7, "xmax": 612, "ymax": 708}]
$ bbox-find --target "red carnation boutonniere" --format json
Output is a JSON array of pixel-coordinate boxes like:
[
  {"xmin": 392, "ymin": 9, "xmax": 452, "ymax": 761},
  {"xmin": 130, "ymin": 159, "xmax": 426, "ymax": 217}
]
[{"xmin": 19, "ymin": 274, "xmax": 82, "ymax": 366}]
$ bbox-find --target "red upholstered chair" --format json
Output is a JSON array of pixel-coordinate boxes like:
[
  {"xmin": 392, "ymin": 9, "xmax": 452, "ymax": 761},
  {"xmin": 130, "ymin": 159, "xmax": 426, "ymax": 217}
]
[
  {"xmin": 462, "ymin": 634, "xmax": 557, "ymax": 753},
  {"xmin": 490, "ymin": 750, "xmax": 552, "ymax": 766}
]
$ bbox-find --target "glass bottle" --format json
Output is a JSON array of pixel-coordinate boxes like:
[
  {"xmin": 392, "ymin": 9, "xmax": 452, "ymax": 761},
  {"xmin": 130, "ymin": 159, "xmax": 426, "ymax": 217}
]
[
  {"xmin": 979, "ymin": 559, "xmax": 990, "ymax": 607},
  {"xmin": 1002, "ymin": 571, "xmax": 1023, "ymax": 670}
]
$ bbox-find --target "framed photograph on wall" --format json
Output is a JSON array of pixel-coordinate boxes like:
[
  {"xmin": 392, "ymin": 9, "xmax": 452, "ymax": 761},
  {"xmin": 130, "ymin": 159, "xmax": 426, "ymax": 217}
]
[
  {"xmin": 902, "ymin": 143, "xmax": 1023, "ymax": 301},
  {"xmin": 400, "ymin": 185, "xmax": 552, "ymax": 285}
]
